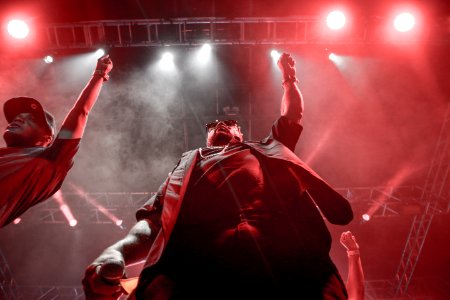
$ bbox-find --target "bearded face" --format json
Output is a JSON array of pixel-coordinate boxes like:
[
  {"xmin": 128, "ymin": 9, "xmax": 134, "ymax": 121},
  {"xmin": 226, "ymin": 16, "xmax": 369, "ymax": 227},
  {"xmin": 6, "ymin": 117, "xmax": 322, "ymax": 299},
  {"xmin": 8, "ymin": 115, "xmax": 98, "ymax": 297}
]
[{"xmin": 205, "ymin": 120, "xmax": 243, "ymax": 147}]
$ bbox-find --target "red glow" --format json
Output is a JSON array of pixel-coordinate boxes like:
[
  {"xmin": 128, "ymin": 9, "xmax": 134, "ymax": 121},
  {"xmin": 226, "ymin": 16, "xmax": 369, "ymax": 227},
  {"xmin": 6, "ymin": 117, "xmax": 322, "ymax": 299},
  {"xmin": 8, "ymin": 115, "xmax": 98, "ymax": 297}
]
[
  {"xmin": 53, "ymin": 190, "xmax": 78, "ymax": 227},
  {"xmin": 69, "ymin": 182, "xmax": 123, "ymax": 227}
]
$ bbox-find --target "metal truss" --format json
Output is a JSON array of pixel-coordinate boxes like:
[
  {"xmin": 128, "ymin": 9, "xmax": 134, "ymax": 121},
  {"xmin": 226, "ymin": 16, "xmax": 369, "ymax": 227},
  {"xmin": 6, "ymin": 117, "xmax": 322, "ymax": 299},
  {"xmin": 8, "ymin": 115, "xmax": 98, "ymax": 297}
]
[
  {"xmin": 335, "ymin": 185, "xmax": 426, "ymax": 219},
  {"xmin": 14, "ymin": 278, "xmax": 447, "ymax": 300},
  {"xmin": 23, "ymin": 185, "xmax": 429, "ymax": 226},
  {"xmin": 0, "ymin": 248, "xmax": 20, "ymax": 300},
  {"xmin": 17, "ymin": 285, "xmax": 84, "ymax": 300},
  {"xmin": 393, "ymin": 103, "xmax": 450, "ymax": 296},
  {"xmin": 43, "ymin": 16, "xmax": 449, "ymax": 50},
  {"xmin": 36, "ymin": 192, "xmax": 154, "ymax": 225}
]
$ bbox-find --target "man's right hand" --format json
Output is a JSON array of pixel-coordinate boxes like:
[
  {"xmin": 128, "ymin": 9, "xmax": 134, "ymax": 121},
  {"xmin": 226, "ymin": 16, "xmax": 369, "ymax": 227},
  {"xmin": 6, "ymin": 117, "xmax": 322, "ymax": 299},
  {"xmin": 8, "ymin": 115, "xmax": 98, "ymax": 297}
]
[
  {"xmin": 82, "ymin": 259, "xmax": 125, "ymax": 300},
  {"xmin": 277, "ymin": 52, "xmax": 296, "ymax": 81}
]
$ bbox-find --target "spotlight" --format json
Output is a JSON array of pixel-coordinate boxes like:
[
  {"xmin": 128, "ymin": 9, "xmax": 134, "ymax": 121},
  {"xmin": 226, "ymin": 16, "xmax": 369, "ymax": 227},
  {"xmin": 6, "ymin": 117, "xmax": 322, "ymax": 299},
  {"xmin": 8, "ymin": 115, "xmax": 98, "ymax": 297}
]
[
  {"xmin": 68, "ymin": 183, "xmax": 124, "ymax": 227},
  {"xmin": 362, "ymin": 214, "xmax": 371, "ymax": 221},
  {"xmin": 328, "ymin": 52, "xmax": 344, "ymax": 66},
  {"xmin": 44, "ymin": 55, "xmax": 54, "ymax": 64},
  {"xmin": 393, "ymin": 12, "xmax": 415, "ymax": 32},
  {"xmin": 270, "ymin": 50, "xmax": 281, "ymax": 63},
  {"xmin": 7, "ymin": 19, "xmax": 30, "ymax": 39},
  {"xmin": 159, "ymin": 52, "xmax": 175, "ymax": 70},
  {"xmin": 53, "ymin": 190, "xmax": 78, "ymax": 227},
  {"xmin": 197, "ymin": 43, "xmax": 212, "ymax": 63},
  {"xmin": 326, "ymin": 10, "xmax": 346, "ymax": 30},
  {"xmin": 13, "ymin": 218, "xmax": 21, "ymax": 225},
  {"xmin": 95, "ymin": 48, "xmax": 105, "ymax": 58}
]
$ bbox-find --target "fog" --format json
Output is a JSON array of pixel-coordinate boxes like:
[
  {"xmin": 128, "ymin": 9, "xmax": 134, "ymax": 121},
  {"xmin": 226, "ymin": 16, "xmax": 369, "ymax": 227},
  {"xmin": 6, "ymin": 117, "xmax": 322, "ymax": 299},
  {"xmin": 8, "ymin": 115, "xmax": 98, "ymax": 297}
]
[{"xmin": 0, "ymin": 44, "xmax": 448, "ymax": 298}]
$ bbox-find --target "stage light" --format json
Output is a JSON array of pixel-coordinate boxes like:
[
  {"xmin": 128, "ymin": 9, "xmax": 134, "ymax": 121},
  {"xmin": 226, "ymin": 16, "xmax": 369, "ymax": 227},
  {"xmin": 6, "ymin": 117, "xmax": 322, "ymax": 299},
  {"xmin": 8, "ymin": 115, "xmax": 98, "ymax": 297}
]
[
  {"xmin": 159, "ymin": 52, "xmax": 175, "ymax": 70},
  {"xmin": 326, "ymin": 10, "xmax": 346, "ymax": 30},
  {"xmin": 13, "ymin": 218, "xmax": 21, "ymax": 225},
  {"xmin": 270, "ymin": 50, "xmax": 281, "ymax": 63},
  {"xmin": 393, "ymin": 12, "xmax": 415, "ymax": 32},
  {"xmin": 44, "ymin": 55, "xmax": 54, "ymax": 64},
  {"xmin": 196, "ymin": 43, "xmax": 211, "ymax": 63},
  {"xmin": 362, "ymin": 214, "xmax": 371, "ymax": 221},
  {"xmin": 53, "ymin": 190, "xmax": 78, "ymax": 227},
  {"xmin": 7, "ymin": 19, "xmax": 30, "ymax": 39},
  {"xmin": 68, "ymin": 182, "xmax": 124, "ymax": 227},
  {"xmin": 95, "ymin": 48, "xmax": 105, "ymax": 58},
  {"xmin": 328, "ymin": 52, "xmax": 344, "ymax": 66}
]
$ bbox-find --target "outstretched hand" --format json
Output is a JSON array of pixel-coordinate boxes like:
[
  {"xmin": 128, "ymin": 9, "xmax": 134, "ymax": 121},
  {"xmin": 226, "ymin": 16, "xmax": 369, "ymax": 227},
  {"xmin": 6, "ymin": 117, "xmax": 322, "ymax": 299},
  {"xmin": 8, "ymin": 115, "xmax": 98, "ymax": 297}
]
[
  {"xmin": 340, "ymin": 231, "xmax": 360, "ymax": 251},
  {"xmin": 277, "ymin": 52, "xmax": 296, "ymax": 81}
]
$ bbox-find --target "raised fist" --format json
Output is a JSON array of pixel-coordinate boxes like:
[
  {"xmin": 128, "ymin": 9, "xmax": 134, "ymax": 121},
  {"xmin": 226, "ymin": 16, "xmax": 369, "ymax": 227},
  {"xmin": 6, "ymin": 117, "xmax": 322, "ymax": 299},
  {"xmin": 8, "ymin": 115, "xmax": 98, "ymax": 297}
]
[{"xmin": 277, "ymin": 52, "xmax": 296, "ymax": 81}]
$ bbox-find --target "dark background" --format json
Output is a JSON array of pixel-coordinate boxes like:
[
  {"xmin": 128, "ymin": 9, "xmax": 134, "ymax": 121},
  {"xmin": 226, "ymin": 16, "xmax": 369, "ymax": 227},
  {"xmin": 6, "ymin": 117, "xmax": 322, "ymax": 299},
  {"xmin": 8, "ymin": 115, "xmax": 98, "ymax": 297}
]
[{"xmin": 0, "ymin": 1, "xmax": 449, "ymax": 299}]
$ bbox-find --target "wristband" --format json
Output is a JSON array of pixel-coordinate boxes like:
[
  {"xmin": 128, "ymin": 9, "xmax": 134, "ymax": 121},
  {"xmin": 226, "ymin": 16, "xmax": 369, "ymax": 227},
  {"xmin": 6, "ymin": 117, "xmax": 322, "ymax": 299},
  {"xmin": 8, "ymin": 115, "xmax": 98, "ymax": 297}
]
[
  {"xmin": 347, "ymin": 249, "xmax": 360, "ymax": 256},
  {"xmin": 93, "ymin": 70, "xmax": 110, "ymax": 81}
]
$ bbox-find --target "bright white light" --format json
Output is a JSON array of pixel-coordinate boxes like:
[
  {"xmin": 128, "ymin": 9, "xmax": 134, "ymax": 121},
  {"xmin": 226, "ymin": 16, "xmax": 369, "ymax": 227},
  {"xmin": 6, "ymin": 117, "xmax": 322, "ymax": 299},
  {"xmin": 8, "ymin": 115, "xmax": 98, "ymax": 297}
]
[
  {"xmin": 7, "ymin": 19, "xmax": 30, "ymax": 39},
  {"xmin": 13, "ymin": 218, "xmax": 21, "ymax": 225},
  {"xmin": 362, "ymin": 214, "xmax": 371, "ymax": 221},
  {"xmin": 393, "ymin": 13, "xmax": 415, "ymax": 32},
  {"xmin": 69, "ymin": 219, "xmax": 78, "ymax": 227},
  {"xmin": 328, "ymin": 53, "xmax": 344, "ymax": 66},
  {"xmin": 159, "ymin": 52, "xmax": 175, "ymax": 70},
  {"xmin": 44, "ymin": 55, "xmax": 54, "ymax": 64},
  {"xmin": 270, "ymin": 50, "xmax": 281, "ymax": 63},
  {"xmin": 197, "ymin": 43, "xmax": 212, "ymax": 63},
  {"xmin": 326, "ymin": 10, "xmax": 346, "ymax": 30},
  {"xmin": 115, "ymin": 219, "xmax": 123, "ymax": 227},
  {"xmin": 95, "ymin": 48, "xmax": 105, "ymax": 58}
]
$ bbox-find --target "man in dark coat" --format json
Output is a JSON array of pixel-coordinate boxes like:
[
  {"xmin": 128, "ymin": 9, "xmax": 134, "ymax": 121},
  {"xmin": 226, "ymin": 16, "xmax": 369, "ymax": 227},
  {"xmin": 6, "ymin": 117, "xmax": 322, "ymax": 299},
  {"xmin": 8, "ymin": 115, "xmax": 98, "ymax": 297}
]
[{"xmin": 82, "ymin": 52, "xmax": 353, "ymax": 300}]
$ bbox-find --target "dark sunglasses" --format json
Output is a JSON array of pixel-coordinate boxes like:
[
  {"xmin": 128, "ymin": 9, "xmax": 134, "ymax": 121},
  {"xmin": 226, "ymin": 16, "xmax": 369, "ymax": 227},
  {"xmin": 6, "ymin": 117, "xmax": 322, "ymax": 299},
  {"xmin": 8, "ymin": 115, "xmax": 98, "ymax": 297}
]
[{"xmin": 205, "ymin": 120, "xmax": 239, "ymax": 132}]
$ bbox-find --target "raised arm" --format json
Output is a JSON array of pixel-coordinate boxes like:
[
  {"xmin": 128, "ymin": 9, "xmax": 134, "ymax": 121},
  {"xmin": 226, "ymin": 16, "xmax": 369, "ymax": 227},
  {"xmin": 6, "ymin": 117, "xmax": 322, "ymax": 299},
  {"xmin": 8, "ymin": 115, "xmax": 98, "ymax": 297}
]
[
  {"xmin": 340, "ymin": 231, "xmax": 365, "ymax": 300},
  {"xmin": 58, "ymin": 54, "xmax": 113, "ymax": 139},
  {"xmin": 277, "ymin": 52, "xmax": 304, "ymax": 124},
  {"xmin": 82, "ymin": 219, "xmax": 153, "ymax": 300}
]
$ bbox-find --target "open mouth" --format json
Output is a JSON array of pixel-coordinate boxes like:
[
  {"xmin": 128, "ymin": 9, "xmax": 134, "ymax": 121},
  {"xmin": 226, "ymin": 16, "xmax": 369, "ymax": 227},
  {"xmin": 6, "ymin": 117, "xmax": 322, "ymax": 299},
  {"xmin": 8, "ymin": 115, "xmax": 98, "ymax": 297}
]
[{"xmin": 7, "ymin": 123, "xmax": 20, "ymax": 129}]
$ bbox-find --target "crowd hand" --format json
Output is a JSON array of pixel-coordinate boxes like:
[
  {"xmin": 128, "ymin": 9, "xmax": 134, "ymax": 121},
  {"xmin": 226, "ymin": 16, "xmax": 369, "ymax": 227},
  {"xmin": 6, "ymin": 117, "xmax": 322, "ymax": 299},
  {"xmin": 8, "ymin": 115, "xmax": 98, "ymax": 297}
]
[
  {"xmin": 340, "ymin": 231, "xmax": 359, "ymax": 251},
  {"xmin": 277, "ymin": 52, "xmax": 296, "ymax": 81},
  {"xmin": 82, "ymin": 259, "xmax": 126, "ymax": 300},
  {"xmin": 95, "ymin": 54, "xmax": 113, "ymax": 74}
]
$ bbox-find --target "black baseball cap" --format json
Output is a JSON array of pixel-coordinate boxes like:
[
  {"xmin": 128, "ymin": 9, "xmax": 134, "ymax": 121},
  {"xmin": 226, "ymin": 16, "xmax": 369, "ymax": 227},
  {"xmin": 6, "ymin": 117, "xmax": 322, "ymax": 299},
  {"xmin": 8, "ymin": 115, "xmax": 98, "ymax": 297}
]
[{"xmin": 4, "ymin": 97, "xmax": 56, "ymax": 138}]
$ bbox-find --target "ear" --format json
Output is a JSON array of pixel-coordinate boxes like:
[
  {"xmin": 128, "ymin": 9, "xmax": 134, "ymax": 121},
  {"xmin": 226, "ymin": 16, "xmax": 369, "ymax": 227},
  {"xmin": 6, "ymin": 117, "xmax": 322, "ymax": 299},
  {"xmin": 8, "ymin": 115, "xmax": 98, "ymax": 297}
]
[{"xmin": 41, "ymin": 134, "xmax": 53, "ymax": 147}]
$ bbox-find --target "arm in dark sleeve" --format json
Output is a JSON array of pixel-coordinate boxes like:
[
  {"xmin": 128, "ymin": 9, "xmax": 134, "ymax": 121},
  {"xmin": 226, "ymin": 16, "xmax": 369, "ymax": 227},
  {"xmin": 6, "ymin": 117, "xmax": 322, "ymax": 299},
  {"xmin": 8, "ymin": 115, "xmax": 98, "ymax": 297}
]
[{"xmin": 267, "ymin": 116, "xmax": 303, "ymax": 152}]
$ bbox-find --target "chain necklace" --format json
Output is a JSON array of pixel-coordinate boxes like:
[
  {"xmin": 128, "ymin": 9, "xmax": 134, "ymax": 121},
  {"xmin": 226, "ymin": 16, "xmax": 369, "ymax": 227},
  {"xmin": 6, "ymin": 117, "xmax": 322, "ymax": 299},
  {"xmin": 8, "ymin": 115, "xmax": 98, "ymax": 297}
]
[{"xmin": 198, "ymin": 145, "xmax": 229, "ymax": 160}]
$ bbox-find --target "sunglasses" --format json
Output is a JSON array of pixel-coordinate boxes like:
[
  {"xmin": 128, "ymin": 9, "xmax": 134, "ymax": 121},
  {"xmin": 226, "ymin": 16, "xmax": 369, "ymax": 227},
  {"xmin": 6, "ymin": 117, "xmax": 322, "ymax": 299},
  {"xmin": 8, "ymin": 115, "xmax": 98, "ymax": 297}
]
[{"xmin": 205, "ymin": 120, "xmax": 239, "ymax": 132}]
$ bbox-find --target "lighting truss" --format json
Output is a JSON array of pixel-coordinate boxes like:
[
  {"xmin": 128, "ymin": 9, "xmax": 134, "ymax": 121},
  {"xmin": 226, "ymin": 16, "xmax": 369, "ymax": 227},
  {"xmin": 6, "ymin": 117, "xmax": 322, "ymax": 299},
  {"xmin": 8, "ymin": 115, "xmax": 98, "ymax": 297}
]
[
  {"xmin": 393, "ymin": 103, "xmax": 450, "ymax": 296},
  {"xmin": 22, "ymin": 185, "xmax": 439, "ymax": 226},
  {"xmin": 42, "ymin": 16, "xmax": 449, "ymax": 50},
  {"xmin": 0, "ymin": 249, "xmax": 19, "ymax": 300},
  {"xmin": 37, "ymin": 192, "xmax": 154, "ymax": 225}
]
